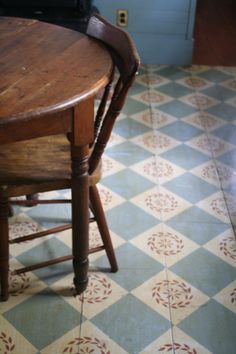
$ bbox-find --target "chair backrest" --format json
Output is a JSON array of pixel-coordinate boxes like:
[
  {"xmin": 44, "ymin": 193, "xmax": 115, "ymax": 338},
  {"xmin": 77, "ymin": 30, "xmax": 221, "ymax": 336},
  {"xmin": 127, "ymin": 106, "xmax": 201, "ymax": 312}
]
[{"xmin": 86, "ymin": 14, "xmax": 140, "ymax": 175}]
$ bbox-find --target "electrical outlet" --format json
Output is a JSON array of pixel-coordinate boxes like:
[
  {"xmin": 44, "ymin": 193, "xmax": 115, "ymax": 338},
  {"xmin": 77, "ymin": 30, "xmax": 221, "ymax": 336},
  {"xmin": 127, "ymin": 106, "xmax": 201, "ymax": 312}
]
[{"xmin": 117, "ymin": 9, "xmax": 128, "ymax": 27}]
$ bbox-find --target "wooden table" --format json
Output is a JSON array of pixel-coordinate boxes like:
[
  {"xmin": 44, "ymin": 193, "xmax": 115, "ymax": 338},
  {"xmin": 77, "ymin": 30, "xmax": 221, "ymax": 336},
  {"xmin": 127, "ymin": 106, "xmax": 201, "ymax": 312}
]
[{"xmin": 0, "ymin": 16, "xmax": 113, "ymax": 293}]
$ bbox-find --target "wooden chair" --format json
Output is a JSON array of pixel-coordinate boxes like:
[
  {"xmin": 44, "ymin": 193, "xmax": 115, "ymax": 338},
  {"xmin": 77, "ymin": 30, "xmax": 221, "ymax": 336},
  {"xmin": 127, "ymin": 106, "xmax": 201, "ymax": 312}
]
[{"xmin": 0, "ymin": 14, "xmax": 140, "ymax": 301}]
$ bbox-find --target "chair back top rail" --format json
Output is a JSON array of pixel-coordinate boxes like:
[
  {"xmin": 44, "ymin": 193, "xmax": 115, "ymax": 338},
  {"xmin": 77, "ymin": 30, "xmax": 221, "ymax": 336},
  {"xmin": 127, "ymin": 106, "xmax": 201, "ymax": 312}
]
[{"xmin": 87, "ymin": 14, "xmax": 140, "ymax": 175}]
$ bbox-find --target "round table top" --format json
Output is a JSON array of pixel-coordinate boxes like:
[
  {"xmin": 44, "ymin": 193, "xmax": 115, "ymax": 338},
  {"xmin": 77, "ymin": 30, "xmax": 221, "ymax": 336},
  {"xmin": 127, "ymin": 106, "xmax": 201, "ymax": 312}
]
[{"xmin": 0, "ymin": 17, "xmax": 113, "ymax": 124}]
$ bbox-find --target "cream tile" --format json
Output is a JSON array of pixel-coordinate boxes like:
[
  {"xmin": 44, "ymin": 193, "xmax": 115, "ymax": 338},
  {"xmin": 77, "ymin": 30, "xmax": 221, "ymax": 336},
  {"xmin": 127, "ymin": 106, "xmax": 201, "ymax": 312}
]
[
  {"xmin": 204, "ymin": 228, "xmax": 236, "ymax": 267},
  {"xmin": 214, "ymin": 280, "xmax": 236, "ymax": 315},
  {"xmin": 0, "ymin": 317, "xmax": 37, "ymax": 354},
  {"xmin": 130, "ymin": 156, "xmax": 185, "ymax": 185},
  {"xmin": 143, "ymin": 327, "xmax": 213, "ymax": 354},
  {"xmin": 132, "ymin": 90, "xmax": 173, "ymax": 107},
  {"xmin": 140, "ymin": 329, "xmax": 173, "ymax": 354},
  {"xmin": 226, "ymin": 96, "xmax": 236, "ymax": 108},
  {"xmin": 130, "ymin": 108, "xmax": 177, "ymax": 129},
  {"xmin": 220, "ymin": 78, "xmax": 236, "ymax": 91},
  {"xmin": 179, "ymin": 93, "xmax": 219, "ymax": 109},
  {"xmin": 107, "ymin": 132, "xmax": 126, "ymax": 148},
  {"xmin": 1, "ymin": 261, "xmax": 47, "ymax": 314},
  {"xmin": 177, "ymin": 76, "xmax": 213, "ymax": 90},
  {"xmin": 51, "ymin": 272, "xmax": 127, "ymax": 319},
  {"xmin": 215, "ymin": 160, "xmax": 236, "ymax": 188},
  {"xmin": 42, "ymin": 321, "xmax": 128, "ymax": 354},
  {"xmin": 172, "ymin": 327, "xmax": 213, "ymax": 354},
  {"xmin": 130, "ymin": 109, "xmax": 153, "ymax": 128},
  {"xmin": 131, "ymin": 186, "xmax": 191, "ymax": 221},
  {"xmin": 131, "ymin": 131, "xmax": 180, "ymax": 154},
  {"xmin": 186, "ymin": 134, "xmax": 235, "ymax": 157},
  {"xmin": 136, "ymin": 73, "xmax": 170, "ymax": 88},
  {"xmin": 182, "ymin": 112, "xmax": 225, "ymax": 132},
  {"xmin": 180, "ymin": 65, "xmax": 209, "ymax": 74},
  {"xmin": 9, "ymin": 213, "xmax": 46, "ymax": 257},
  {"xmin": 97, "ymin": 184, "xmax": 126, "ymax": 211},
  {"xmin": 166, "ymin": 270, "xmax": 209, "ymax": 325},
  {"xmin": 102, "ymin": 154, "xmax": 126, "ymax": 177},
  {"xmin": 131, "ymin": 270, "xmax": 170, "ymax": 322},
  {"xmin": 197, "ymin": 191, "xmax": 232, "ymax": 223},
  {"xmin": 132, "ymin": 270, "xmax": 209, "ymax": 325},
  {"xmin": 190, "ymin": 160, "xmax": 221, "ymax": 187},
  {"xmin": 130, "ymin": 223, "xmax": 199, "ymax": 267}
]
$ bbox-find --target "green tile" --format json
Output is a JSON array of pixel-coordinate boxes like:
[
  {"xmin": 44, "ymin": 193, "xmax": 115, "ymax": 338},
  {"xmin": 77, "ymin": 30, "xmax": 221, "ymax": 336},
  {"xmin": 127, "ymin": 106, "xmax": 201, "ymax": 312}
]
[
  {"xmin": 179, "ymin": 300, "xmax": 236, "ymax": 354},
  {"xmin": 92, "ymin": 294, "xmax": 170, "ymax": 353},
  {"xmin": 107, "ymin": 202, "xmax": 158, "ymax": 239},
  {"xmin": 102, "ymin": 169, "xmax": 155, "ymax": 199},
  {"xmin": 106, "ymin": 141, "xmax": 152, "ymax": 166},
  {"xmin": 3, "ymin": 288, "xmax": 83, "ymax": 350},
  {"xmin": 94, "ymin": 243, "xmax": 163, "ymax": 290},
  {"xmin": 171, "ymin": 248, "xmax": 236, "ymax": 296},
  {"xmin": 114, "ymin": 118, "xmax": 151, "ymax": 138}
]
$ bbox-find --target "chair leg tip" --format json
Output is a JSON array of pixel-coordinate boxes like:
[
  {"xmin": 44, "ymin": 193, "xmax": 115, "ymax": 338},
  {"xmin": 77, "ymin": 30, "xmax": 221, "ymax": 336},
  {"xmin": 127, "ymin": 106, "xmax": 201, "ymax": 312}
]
[
  {"xmin": 73, "ymin": 277, "xmax": 88, "ymax": 295},
  {"xmin": 1, "ymin": 293, "xmax": 9, "ymax": 301},
  {"xmin": 111, "ymin": 265, "xmax": 118, "ymax": 273}
]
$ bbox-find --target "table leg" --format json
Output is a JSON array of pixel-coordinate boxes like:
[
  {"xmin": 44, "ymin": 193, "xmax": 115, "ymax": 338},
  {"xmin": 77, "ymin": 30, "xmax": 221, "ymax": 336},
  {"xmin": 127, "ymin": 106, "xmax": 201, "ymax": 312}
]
[{"xmin": 71, "ymin": 145, "xmax": 89, "ymax": 294}]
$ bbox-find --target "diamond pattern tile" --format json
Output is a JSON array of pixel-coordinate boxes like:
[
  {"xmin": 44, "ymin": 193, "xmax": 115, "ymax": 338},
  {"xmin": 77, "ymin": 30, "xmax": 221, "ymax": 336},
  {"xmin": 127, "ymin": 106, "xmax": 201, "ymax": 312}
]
[
  {"xmin": 171, "ymin": 248, "xmax": 236, "ymax": 296},
  {"xmin": 159, "ymin": 121, "xmax": 203, "ymax": 142},
  {"xmin": 92, "ymin": 294, "xmax": 170, "ymax": 354},
  {"xmin": 3, "ymin": 288, "xmax": 83, "ymax": 350},
  {"xmin": 158, "ymin": 100, "xmax": 197, "ymax": 118},
  {"xmin": 2, "ymin": 64, "xmax": 236, "ymax": 354},
  {"xmin": 179, "ymin": 300, "xmax": 236, "ymax": 354},
  {"xmin": 164, "ymin": 172, "xmax": 218, "ymax": 203}
]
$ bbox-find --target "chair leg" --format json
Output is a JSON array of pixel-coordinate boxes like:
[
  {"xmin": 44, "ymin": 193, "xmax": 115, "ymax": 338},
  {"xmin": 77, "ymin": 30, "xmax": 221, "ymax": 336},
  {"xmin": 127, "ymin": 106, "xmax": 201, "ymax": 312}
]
[
  {"xmin": 0, "ymin": 197, "xmax": 9, "ymax": 301},
  {"xmin": 89, "ymin": 185, "xmax": 118, "ymax": 272}
]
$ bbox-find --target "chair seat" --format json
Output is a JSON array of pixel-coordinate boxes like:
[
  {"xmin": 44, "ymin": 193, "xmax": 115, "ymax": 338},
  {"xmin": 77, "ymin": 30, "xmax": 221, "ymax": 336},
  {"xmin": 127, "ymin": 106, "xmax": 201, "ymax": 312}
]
[{"xmin": 0, "ymin": 135, "xmax": 101, "ymax": 192}]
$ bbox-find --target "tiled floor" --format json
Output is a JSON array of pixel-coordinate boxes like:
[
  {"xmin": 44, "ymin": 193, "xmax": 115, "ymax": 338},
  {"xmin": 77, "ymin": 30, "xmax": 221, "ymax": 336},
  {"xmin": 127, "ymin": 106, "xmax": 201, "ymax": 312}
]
[{"xmin": 1, "ymin": 65, "xmax": 236, "ymax": 354}]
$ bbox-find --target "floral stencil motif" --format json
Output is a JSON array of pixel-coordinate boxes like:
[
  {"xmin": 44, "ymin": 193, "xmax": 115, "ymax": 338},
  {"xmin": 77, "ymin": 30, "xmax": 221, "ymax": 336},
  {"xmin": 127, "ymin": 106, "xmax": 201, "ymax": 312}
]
[
  {"xmin": 79, "ymin": 274, "xmax": 112, "ymax": 304},
  {"xmin": 210, "ymin": 197, "xmax": 228, "ymax": 217},
  {"xmin": 139, "ymin": 91, "xmax": 168, "ymax": 104},
  {"xmin": 151, "ymin": 111, "xmax": 170, "ymax": 126},
  {"xmin": 139, "ymin": 74, "xmax": 165, "ymax": 86},
  {"xmin": 102, "ymin": 157, "xmax": 114, "ymax": 174},
  {"xmin": 182, "ymin": 66, "xmax": 205, "ymax": 73},
  {"xmin": 230, "ymin": 288, "xmax": 236, "ymax": 305},
  {"xmin": 89, "ymin": 224, "xmax": 102, "ymax": 249},
  {"xmin": 9, "ymin": 273, "xmax": 30, "ymax": 296},
  {"xmin": 193, "ymin": 113, "xmax": 220, "ymax": 130},
  {"xmin": 158, "ymin": 342, "xmax": 197, "ymax": 354},
  {"xmin": 9, "ymin": 221, "xmax": 41, "ymax": 242},
  {"xmin": 152, "ymin": 280, "xmax": 193, "ymax": 309},
  {"xmin": 0, "ymin": 332, "xmax": 15, "ymax": 354},
  {"xmin": 142, "ymin": 160, "xmax": 158, "ymax": 179},
  {"xmin": 201, "ymin": 163, "xmax": 218, "ymax": 181},
  {"xmin": 138, "ymin": 111, "xmax": 152, "ymax": 125},
  {"xmin": 219, "ymin": 235, "xmax": 236, "ymax": 260},
  {"xmin": 227, "ymin": 79, "xmax": 236, "ymax": 90},
  {"xmin": 185, "ymin": 112, "xmax": 221, "ymax": 131},
  {"xmin": 98, "ymin": 188, "xmax": 113, "ymax": 207},
  {"xmin": 210, "ymin": 196, "xmax": 236, "ymax": 218},
  {"xmin": 202, "ymin": 162, "xmax": 234, "ymax": 184},
  {"xmin": 147, "ymin": 231, "xmax": 184, "ymax": 256},
  {"xmin": 195, "ymin": 136, "xmax": 225, "ymax": 155},
  {"xmin": 156, "ymin": 162, "xmax": 174, "ymax": 179},
  {"xmin": 183, "ymin": 77, "xmax": 207, "ymax": 89},
  {"xmin": 145, "ymin": 193, "xmax": 178, "ymax": 214},
  {"xmin": 142, "ymin": 159, "xmax": 174, "ymax": 180},
  {"xmin": 63, "ymin": 337, "xmax": 110, "ymax": 354},
  {"xmin": 142, "ymin": 133, "xmax": 171, "ymax": 150},
  {"xmin": 186, "ymin": 94, "xmax": 214, "ymax": 108}
]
